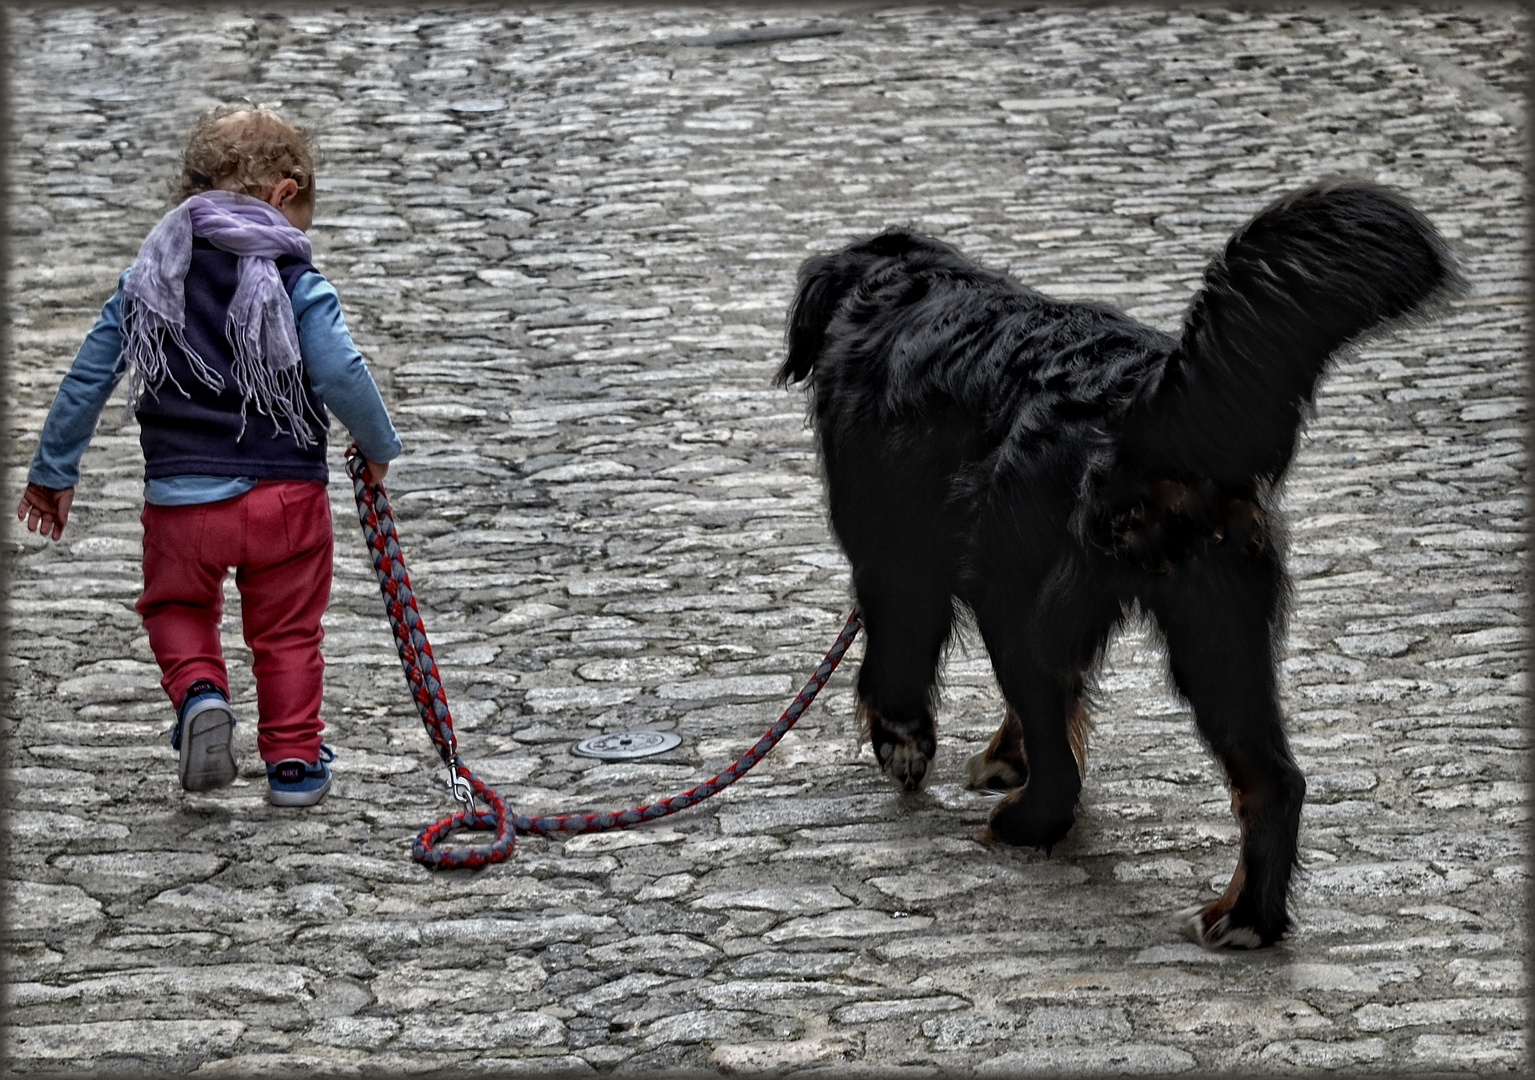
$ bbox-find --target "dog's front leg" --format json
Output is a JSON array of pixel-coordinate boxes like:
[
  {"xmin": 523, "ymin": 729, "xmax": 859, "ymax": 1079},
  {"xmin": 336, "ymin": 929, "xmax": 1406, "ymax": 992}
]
[
  {"xmin": 965, "ymin": 706, "xmax": 1028, "ymax": 791},
  {"xmin": 860, "ymin": 700, "xmax": 937, "ymax": 793},
  {"xmin": 851, "ymin": 591, "xmax": 950, "ymax": 794},
  {"xmin": 967, "ymin": 697, "xmax": 1091, "ymax": 792}
]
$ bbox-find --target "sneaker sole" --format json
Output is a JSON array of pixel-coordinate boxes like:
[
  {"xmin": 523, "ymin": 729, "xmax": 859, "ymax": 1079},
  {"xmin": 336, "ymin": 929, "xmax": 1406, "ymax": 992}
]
[
  {"xmin": 179, "ymin": 704, "xmax": 237, "ymax": 792},
  {"xmin": 267, "ymin": 773, "xmax": 332, "ymax": 807}
]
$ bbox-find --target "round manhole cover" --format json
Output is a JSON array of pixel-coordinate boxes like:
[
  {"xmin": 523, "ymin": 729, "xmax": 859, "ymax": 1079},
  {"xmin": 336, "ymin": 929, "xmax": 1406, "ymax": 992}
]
[{"xmin": 571, "ymin": 730, "xmax": 682, "ymax": 761}]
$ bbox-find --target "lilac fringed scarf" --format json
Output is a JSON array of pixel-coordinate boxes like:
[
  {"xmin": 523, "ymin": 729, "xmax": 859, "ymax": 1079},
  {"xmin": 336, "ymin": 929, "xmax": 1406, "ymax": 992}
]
[{"xmin": 121, "ymin": 190, "xmax": 319, "ymax": 446}]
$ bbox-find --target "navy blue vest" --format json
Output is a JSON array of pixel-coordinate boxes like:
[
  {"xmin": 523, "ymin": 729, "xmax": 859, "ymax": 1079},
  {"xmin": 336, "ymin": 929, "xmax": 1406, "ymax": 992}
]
[{"xmin": 136, "ymin": 239, "xmax": 329, "ymax": 481}]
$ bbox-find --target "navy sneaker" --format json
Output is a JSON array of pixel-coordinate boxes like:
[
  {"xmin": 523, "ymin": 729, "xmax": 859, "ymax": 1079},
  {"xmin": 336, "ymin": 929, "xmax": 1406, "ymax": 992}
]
[
  {"xmin": 266, "ymin": 745, "xmax": 335, "ymax": 807},
  {"xmin": 171, "ymin": 680, "xmax": 238, "ymax": 792}
]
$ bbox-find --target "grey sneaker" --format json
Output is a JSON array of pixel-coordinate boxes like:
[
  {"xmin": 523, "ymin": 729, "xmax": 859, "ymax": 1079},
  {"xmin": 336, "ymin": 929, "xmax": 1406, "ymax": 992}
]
[{"xmin": 171, "ymin": 682, "xmax": 238, "ymax": 792}]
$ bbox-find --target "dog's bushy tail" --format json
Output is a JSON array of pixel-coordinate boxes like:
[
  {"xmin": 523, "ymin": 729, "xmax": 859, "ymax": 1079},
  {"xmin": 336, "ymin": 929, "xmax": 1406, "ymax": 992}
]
[
  {"xmin": 778, "ymin": 232, "xmax": 923, "ymax": 386},
  {"xmin": 1121, "ymin": 181, "xmax": 1463, "ymax": 486}
]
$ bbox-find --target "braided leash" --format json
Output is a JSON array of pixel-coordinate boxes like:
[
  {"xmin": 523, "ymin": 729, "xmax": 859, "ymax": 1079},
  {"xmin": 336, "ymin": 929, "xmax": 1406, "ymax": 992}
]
[{"xmin": 346, "ymin": 452, "xmax": 863, "ymax": 869}]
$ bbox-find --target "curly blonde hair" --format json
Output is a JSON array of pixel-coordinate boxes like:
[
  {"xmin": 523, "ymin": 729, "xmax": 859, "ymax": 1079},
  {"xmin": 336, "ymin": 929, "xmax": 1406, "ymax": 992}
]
[{"xmin": 171, "ymin": 104, "xmax": 316, "ymax": 204}]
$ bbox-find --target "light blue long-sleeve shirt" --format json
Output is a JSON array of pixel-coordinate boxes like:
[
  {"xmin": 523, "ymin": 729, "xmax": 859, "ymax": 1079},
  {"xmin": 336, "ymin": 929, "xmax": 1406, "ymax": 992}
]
[{"xmin": 27, "ymin": 268, "xmax": 402, "ymax": 505}]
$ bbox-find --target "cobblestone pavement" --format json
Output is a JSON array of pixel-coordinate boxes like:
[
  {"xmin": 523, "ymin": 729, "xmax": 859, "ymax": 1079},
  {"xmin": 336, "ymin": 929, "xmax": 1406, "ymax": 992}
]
[{"xmin": 3, "ymin": 4, "xmax": 1528, "ymax": 1075}]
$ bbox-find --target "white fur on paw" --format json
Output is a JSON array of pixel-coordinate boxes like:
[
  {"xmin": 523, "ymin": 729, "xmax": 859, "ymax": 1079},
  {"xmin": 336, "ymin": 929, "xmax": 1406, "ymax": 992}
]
[
  {"xmin": 1178, "ymin": 905, "xmax": 1262, "ymax": 950},
  {"xmin": 885, "ymin": 741, "xmax": 933, "ymax": 793},
  {"xmin": 965, "ymin": 749, "xmax": 1024, "ymax": 791}
]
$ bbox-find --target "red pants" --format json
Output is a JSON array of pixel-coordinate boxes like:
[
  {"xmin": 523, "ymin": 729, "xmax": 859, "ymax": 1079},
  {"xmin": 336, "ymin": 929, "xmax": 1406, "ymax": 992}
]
[{"xmin": 137, "ymin": 480, "xmax": 332, "ymax": 764}]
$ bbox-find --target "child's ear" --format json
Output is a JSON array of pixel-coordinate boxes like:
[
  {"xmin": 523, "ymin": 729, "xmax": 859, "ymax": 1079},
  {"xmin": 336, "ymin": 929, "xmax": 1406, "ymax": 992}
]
[{"xmin": 267, "ymin": 178, "xmax": 299, "ymax": 209}]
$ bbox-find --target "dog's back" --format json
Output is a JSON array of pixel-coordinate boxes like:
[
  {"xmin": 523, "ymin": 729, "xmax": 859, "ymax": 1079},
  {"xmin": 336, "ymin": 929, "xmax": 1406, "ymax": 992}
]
[
  {"xmin": 784, "ymin": 184, "xmax": 1460, "ymax": 499},
  {"xmin": 781, "ymin": 231, "xmax": 1174, "ymax": 473}
]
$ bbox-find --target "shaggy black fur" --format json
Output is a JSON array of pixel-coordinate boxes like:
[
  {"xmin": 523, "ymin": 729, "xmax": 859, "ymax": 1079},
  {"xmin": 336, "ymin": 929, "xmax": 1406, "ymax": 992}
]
[{"xmin": 778, "ymin": 181, "xmax": 1460, "ymax": 948}]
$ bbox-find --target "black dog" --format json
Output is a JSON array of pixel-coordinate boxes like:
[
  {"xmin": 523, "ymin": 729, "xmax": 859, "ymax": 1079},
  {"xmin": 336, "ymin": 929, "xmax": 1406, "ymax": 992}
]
[{"xmin": 778, "ymin": 182, "xmax": 1459, "ymax": 948}]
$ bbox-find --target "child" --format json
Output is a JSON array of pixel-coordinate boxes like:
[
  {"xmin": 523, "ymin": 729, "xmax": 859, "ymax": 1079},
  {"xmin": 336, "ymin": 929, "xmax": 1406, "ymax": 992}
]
[{"xmin": 17, "ymin": 104, "xmax": 400, "ymax": 807}]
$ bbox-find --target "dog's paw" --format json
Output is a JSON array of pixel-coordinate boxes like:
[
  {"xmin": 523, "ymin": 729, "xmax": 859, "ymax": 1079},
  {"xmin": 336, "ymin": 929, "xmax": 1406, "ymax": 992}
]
[
  {"xmin": 965, "ymin": 749, "xmax": 1026, "ymax": 791},
  {"xmin": 1178, "ymin": 903, "xmax": 1272, "ymax": 950},
  {"xmin": 985, "ymin": 787, "xmax": 1075, "ymax": 852},
  {"xmin": 875, "ymin": 735, "xmax": 935, "ymax": 793}
]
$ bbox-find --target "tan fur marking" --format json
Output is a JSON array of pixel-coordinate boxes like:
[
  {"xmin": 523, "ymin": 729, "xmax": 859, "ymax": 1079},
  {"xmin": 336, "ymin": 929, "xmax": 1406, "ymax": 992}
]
[
  {"xmin": 966, "ymin": 707, "xmax": 1027, "ymax": 790},
  {"xmin": 985, "ymin": 707, "xmax": 1026, "ymax": 769},
  {"xmin": 854, "ymin": 698, "xmax": 873, "ymax": 749},
  {"xmin": 1066, "ymin": 697, "xmax": 1093, "ymax": 777},
  {"xmin": 1191, "ymin": 784, "xmax": 1251, "ymax": 946}
]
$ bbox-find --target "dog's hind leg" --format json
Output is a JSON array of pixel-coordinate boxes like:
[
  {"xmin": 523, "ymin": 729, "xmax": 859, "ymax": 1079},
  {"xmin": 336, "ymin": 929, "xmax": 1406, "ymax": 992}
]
[
  {"xmin": 981, "ymin": 664, "xmax": 1091, "ymax": 851},
  {"xmin": 852, "ymin": 570, "xmax": 954, "ymax": 794},
  {"xmin": 1146, "ymin": 551, "xmax": 1304, "ymax": 949},
  {"xmin": 971, "ymin": 569, "xmax": 1116, "ymax": 850}
]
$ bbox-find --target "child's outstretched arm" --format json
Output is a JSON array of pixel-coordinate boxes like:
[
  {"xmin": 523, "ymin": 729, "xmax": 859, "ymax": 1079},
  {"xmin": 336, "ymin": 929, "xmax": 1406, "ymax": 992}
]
[{"xmin": 19, "ymin": 273, "xmax": 131, "ymax": 541}]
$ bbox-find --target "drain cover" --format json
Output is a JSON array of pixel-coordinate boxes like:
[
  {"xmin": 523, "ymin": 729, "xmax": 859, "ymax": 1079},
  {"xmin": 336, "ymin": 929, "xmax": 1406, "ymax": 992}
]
[{"xmin": 571, "ymin": 730, "xmax": 682, "ymax": 761}]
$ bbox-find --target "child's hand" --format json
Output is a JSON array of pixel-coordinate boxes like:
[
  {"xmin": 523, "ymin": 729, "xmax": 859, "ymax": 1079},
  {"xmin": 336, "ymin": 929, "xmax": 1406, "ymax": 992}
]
[
  {"xmin": 17, "ymin": 483, "xmax": 74, "ymax": 542},
  {"xmin": 345, "ymin": 442, "xmax": 389, "ymax": 484}
]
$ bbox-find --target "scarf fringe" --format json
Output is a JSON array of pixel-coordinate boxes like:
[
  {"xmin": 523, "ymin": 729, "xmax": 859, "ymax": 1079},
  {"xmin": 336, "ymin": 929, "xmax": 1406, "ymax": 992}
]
[
  {"xmin": 227, "ymin": 308, "xmax": 321, "ymax": 448},
  {"xmin": 120, "ymin": 300, "xmax": 209, "ymax": 417}
]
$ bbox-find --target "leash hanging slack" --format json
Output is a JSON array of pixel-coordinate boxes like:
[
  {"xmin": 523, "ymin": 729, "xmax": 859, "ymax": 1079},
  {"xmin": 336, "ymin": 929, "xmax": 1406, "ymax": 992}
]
[{"xmin": 346, "ymin": 452, "xmax": 863, "ymax": 870}]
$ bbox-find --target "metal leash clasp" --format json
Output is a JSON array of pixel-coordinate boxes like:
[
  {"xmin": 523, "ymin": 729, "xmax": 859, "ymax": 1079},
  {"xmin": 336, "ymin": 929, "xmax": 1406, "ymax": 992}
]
[{"xmin": 447, "ymin": 756, "xmax": 476, "ymax": 820}]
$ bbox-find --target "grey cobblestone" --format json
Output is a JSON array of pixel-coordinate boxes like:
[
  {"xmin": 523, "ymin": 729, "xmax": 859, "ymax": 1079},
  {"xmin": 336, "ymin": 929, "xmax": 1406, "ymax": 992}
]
[{"xmin": 4, "ymin": 3, "xmax": 1527, "ymax": 1075}]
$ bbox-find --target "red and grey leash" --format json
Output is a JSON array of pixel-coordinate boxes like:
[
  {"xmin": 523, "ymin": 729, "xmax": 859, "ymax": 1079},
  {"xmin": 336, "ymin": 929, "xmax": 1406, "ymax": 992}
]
[{"xmin": 345, "ymin": 452, "xmax": 863, "ymax": 869}]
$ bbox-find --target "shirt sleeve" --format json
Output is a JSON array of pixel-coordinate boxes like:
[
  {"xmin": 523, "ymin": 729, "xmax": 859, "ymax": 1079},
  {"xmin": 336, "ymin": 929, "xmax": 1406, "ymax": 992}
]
[
  {"xmin": 27, "ymin": 271, "xmax": 131, "ymax": 489},
  {"xmin": 290, "ymin": 270, "xmax": 403, "ymax": 464}
]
